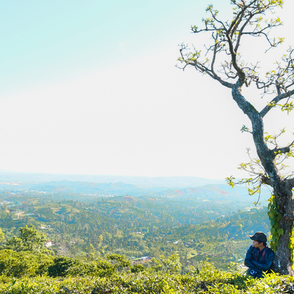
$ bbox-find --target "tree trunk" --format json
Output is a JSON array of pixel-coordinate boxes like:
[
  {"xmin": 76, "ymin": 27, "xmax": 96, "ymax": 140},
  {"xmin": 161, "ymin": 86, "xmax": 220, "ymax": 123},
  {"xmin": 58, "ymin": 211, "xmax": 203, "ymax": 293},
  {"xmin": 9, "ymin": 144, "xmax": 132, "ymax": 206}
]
[
  {"xmin": 272, "ymin": 184, "xmax": 294, "ymax": 275},
  {"xmin": 232, "ymin": 83, "xmax": 294, "ymax": 275},
  {"xmin": 273, "ymin": 220, "xmax": 293, "ymax": 275}
]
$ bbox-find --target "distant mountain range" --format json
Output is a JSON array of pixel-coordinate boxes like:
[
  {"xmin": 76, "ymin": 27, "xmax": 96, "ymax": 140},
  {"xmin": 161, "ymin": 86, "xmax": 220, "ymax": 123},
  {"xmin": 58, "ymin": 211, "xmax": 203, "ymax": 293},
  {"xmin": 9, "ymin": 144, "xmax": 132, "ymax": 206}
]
[
  {"xmin": 0, "ymin": 172, "xmax": 225, "ymax": 188},
  {"xmin": 0, "ymin": 172, "xmax": 271, "ymax": 206},
  {"xmin": 154, "ymin": 184, "xmax": 270, "ymax": 204}
]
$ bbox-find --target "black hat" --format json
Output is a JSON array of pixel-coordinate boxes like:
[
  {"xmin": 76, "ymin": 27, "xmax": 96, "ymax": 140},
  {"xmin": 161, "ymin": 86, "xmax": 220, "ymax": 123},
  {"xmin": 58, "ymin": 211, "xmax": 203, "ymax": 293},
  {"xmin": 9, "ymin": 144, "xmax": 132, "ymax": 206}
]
[{"xmin": 249, "ymin": 232, "xmax": 267, "ymax": 243}]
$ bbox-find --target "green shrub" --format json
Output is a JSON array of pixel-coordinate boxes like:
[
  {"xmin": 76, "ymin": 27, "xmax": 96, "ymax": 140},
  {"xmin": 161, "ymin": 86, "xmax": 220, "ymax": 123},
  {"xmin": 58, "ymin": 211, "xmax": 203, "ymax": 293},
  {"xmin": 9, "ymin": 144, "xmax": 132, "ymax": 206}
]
[
  {"xmin": 130, "ymin": 263, "xmax": 145, "ymax": 273},
  {"xmin": 0, "ymin": 250, "xmax": 54, "ymax": 278},
  {"xmin": 48, "ymin": 256, "xmax": 76, "ymax": 277},
  {"xmin": 67, "ymin": 259, "xmax": 115, "ymax": 277}
]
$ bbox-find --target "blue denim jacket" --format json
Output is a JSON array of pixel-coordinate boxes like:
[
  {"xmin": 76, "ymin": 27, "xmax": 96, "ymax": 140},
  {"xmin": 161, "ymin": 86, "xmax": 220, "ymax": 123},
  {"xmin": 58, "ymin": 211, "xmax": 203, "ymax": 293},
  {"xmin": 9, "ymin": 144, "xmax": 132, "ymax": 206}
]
[{"xmin": 244, "ymin": 245, "xmax": 275, "ymax": 278}]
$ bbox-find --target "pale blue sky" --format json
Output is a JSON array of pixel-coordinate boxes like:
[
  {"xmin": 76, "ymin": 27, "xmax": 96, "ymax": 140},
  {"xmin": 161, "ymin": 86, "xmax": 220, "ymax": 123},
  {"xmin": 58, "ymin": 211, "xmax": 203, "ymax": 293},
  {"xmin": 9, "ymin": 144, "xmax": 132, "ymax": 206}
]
[
  {"xmin": 0, "ymin": 0, "xmax": 293, "ymax": 179},
  {"xmin": 1, "ymin": 0, "xmax": 226, "ymax": 94}
]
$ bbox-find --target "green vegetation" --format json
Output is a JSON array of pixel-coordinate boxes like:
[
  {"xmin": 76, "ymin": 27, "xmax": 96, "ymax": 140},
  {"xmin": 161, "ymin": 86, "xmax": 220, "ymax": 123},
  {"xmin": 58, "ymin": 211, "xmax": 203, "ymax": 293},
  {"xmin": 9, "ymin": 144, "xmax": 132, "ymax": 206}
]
[
  {"xmin": 1, "ymin": 249, "xmax": 294, "ymax": 293},
  {"xmin": 0, "ymin": 189, "xmax": 269, "ymax": 269},
  {"xmin": 0, "ymin": 184, "xmax": 292, "ymax": 292},
  {"xmin": 0, "ymin": 188, "xmax": 282, "ymax": 293}
]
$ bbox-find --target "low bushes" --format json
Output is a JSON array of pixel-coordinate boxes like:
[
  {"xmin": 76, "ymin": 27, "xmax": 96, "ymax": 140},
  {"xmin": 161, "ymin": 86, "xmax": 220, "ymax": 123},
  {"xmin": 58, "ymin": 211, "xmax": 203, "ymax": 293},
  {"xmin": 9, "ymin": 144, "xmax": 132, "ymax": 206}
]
[{"xmin": 0, "ymin": 261, "xmax": 294, "ymax": 293}]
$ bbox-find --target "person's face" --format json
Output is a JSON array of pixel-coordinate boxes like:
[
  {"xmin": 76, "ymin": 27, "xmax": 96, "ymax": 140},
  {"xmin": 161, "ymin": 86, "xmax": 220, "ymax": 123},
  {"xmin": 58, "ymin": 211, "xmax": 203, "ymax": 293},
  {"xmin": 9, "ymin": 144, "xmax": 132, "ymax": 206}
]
[{"xmin": 252, "ymin": 240, "xmax": 263, "ymax": 248}]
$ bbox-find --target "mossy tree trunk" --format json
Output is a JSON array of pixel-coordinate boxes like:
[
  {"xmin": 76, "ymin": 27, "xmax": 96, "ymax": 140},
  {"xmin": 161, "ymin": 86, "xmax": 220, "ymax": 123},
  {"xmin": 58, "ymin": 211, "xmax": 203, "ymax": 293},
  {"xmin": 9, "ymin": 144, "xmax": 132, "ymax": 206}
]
[{"xmin": 272, "ymin": 187, "xmax": 294, "ymax": 275}]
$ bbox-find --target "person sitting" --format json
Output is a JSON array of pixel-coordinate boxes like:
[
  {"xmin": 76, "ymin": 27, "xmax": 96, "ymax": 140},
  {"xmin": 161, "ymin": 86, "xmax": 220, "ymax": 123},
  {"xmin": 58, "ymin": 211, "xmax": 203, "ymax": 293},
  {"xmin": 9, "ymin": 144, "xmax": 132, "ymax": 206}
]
[{"xmin": 244, "ymin": 231, "xmax": 275, "ymax": 278}]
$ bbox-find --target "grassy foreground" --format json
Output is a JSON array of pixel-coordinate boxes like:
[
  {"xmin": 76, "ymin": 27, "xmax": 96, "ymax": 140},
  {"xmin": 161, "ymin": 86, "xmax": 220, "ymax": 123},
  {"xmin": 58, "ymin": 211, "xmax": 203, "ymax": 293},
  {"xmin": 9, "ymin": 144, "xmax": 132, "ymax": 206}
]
[{"xmin": 1, "ymin": 262, "xmax": 294, "ymax": 294}]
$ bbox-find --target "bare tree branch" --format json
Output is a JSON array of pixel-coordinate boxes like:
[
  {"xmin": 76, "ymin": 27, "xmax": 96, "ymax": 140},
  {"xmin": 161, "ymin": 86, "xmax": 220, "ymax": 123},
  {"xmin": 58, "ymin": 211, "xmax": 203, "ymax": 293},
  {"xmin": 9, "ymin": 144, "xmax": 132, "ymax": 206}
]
[{"xmin": 260, "ymin": 89, "xmax": 294, "ymax": 118}]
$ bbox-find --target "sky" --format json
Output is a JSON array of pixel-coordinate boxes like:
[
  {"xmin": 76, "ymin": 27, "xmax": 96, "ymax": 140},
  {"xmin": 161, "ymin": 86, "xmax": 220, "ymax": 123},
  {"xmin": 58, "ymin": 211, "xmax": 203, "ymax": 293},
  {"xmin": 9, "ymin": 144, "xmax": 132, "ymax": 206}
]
[{"xmin": 0, "ymin": 0, "xmax": 294, "ymax": 179}]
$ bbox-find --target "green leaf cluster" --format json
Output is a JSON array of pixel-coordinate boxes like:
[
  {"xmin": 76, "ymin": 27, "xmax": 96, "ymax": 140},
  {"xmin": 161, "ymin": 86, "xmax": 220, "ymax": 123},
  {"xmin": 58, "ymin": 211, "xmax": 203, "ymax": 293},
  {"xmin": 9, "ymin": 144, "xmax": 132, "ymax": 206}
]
[{"xmin": 267, "ymin": 194, "xmax": 283, "ymax": 252}]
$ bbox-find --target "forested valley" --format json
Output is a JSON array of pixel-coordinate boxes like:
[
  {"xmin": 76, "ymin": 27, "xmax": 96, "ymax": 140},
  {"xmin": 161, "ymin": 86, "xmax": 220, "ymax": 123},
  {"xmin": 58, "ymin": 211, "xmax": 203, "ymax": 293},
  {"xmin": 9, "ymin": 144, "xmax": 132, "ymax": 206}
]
[
  {"xmin": 0, "ymin": 187, "xmax": 269, "ymax": 269},
  {"xmin": 0, "ymin": 179, "xmax": 292, "ymax": 293}
]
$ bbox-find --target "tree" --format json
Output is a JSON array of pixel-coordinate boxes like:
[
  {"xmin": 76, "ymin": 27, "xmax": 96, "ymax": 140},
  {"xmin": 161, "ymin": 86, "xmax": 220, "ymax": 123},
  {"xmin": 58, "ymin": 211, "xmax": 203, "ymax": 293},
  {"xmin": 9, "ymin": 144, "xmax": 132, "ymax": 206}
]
[
  {"xmin": 4, "ymin": 225, "xmax": 48, "ymax": 253},
  {"xmin": 178, "ymin": 0, "xmax": 294, "ymax": 274},
  {"xmin": 0, "ymin": 228, "xmax": 5, "ymax": 243}
]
